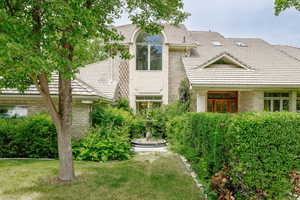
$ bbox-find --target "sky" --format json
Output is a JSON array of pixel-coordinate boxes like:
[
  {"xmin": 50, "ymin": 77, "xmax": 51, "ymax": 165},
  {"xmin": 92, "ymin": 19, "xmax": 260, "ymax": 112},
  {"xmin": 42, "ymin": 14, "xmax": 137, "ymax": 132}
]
[{"xmin": 115, "ymin": 0, "xmax": 300, "ymax": 47}]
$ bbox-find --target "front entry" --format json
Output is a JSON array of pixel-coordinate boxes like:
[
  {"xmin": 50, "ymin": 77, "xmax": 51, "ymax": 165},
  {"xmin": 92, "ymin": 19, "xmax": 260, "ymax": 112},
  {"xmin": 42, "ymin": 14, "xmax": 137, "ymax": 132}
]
[{"xmin": 207, "ymin": 91, "xmax": 238, "ymax": 113}]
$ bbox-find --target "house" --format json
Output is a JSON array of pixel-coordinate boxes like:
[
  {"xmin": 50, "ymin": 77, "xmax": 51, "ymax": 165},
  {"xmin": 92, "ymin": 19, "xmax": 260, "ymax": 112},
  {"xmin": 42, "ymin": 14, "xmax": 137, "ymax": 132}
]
[
  {"xmin": 1, "ymin": 24, "xmax": 300, "ymax": 135},
  {"xmin": 0, "ymin": 73, "xmax": 109, "ymax": 137},
  {"xmin": 78, "ymin": 24, "xmax": 300, "ymax": 113}
]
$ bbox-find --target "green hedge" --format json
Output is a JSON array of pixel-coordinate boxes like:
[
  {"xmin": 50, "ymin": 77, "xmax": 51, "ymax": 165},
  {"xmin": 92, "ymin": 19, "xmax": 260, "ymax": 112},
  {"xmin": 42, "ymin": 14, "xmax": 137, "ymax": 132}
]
[
  {"xmin": 0, "ymin": 114, "xmax": 58, "ymax": 158},
  {"xmin": 167, "ymin": 112, "xmax": 300, "ymax": 200}
]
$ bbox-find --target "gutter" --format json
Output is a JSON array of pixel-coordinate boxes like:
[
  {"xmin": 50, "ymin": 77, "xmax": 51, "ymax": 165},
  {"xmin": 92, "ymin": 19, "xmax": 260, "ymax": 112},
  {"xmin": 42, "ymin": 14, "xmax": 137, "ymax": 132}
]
[{"xmin": 191, "ymin": 84, "xmax": 300, "ymax": 90}]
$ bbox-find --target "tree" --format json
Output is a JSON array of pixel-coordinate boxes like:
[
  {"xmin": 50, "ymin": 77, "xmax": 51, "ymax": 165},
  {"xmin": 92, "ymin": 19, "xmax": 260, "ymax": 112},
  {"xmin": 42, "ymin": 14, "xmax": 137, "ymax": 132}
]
[
  {"xmin": 275, "ymin": 0, "xmax": 300, "ymax": 15},
  {"xmin": 0, "ymin": 0, "xmax": 188, "ymax": 181},
  {"xmin": 178, "ymin": 78, "xmax": 191, "ymax": 111}
]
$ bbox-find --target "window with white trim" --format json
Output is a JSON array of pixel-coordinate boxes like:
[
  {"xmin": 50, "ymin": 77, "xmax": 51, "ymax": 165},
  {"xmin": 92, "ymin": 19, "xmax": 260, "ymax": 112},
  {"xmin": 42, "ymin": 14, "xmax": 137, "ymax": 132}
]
[
  {"xmin": 264, "ymin": 93, "xmax": 289, "ymax": 112},
  {"xmin": 136, "ymin": 32, "xmax": 163, "ymax": 71},
  {"xmin": 0, "ymin": 106, "xmax": 28, "ymax": 118},
  {"xmin": 296, "ymin": 93, "xmax": 300, "ymax": 112},
  {"xmin": 136, "ymin": 96, "xmax": 162, "ymax": 112}
]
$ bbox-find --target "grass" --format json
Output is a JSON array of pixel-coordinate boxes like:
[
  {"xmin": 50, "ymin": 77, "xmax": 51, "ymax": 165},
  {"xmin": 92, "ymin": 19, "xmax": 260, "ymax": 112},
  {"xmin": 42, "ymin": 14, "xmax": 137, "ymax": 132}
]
[{"xmin": 0, "ymin": 153, "xmax": 204, "ymax": 200}]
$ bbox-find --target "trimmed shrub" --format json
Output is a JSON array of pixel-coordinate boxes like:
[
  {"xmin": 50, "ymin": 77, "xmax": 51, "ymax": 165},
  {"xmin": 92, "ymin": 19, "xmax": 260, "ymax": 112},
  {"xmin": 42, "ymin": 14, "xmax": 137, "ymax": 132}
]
[
  {"xmin": 167, "ymin": 112, "xmax": 300, "ymax": 200},
  {"xmin": 226, "ymin": 112, "xmax": 300, "ymax": 199},
  {"xmin": 73, "ymin": 127, "xmax": 132, "ymax": 162},
  {"xmin": 0, "ymin": 114, "xmax": 57, "ymax": 158},
  {"xmin": 167, "ymin": 113, "xmax": 230, "ymax": 179}
]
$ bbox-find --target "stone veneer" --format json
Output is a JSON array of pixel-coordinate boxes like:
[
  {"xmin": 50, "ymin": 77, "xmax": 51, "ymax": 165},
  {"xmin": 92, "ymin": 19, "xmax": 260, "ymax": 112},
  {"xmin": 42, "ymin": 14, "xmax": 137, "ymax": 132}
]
[
  {"xmin": 0, "ymin": 96, "xmax": 91, "ymax": 138},
  {"xmin": 168, "ymin": 50, "xmax": 188, "ymax": 103},
  {"xmin": 238, "ymin": 91, "xmax": 264, "ymax": 112}
]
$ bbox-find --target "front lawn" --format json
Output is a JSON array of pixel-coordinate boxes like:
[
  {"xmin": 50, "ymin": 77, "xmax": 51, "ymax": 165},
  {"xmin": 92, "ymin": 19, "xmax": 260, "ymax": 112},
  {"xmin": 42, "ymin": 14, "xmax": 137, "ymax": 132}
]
[{"xmin": 0, "ymin": 153, "xmax": 203, "ymax": 200}]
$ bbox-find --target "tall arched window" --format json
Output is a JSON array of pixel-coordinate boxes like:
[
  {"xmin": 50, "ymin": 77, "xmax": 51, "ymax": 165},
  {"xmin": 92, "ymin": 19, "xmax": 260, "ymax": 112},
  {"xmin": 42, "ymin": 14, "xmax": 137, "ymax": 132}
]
[{"xmin": 136, "ymin": 32, "xmax": 163, "ymax": 71}]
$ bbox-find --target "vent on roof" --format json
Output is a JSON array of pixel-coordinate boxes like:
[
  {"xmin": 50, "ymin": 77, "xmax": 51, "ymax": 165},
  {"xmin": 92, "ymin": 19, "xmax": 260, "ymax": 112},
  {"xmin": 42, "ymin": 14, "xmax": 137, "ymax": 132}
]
[
  {"xmin": 211, "ymin": 41, "xmax": 223, "ymax": 46},
  {"xmin": 236, "ymin": 41, "xmax": 247, "ymax": 47}
]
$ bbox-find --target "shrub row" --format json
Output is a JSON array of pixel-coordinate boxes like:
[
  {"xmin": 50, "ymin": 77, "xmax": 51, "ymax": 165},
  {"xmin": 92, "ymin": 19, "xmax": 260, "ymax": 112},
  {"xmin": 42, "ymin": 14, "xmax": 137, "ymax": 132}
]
[
  {"xmin": 167, "ymin": 112, "xmax": 300, "ymax": 200},
  {"xmin": 0, "ymin": 114, "xmax": 58, "ymax": 158}
]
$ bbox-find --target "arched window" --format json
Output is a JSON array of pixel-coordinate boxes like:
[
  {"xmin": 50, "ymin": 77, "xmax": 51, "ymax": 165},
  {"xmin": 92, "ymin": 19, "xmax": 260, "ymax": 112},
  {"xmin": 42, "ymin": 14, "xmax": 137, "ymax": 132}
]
[{"xmin": 136, "ymin": 32, "xmax": 163, "ymax": 70}]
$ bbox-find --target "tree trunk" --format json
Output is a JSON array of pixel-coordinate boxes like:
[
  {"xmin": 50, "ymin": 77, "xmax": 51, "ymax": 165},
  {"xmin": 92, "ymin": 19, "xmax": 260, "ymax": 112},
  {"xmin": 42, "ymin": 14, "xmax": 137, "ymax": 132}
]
[
  {"xmin": 56, "ymin": 122, "xmax": 75, "ymax": 181},
  {"xmin": 56, "ymin": 73, "xmax": 75, "ymax": 181}
]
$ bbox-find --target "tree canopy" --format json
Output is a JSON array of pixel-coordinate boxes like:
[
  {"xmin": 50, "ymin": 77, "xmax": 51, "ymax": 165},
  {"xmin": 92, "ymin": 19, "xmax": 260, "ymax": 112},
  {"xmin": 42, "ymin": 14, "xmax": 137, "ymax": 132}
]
[
  {"xmin": 275, "ymin": 0, "xmax": 300, "ymax": 15},
  {"xmin": 0, "ymin": 0, "xmax": 188, "ymax": 90},
  {"xmin": 0, "ymin": 0, "xmax": 188, "ymax": 181}
]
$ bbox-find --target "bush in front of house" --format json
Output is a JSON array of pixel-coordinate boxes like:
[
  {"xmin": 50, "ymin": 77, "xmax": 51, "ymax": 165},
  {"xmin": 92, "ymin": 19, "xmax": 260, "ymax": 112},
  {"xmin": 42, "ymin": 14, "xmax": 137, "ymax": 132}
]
[
  {"xmin": 167, "ymin": 113, "xmax": 230, "ymax": 181},
  {"xmin": 91, "ymin": 103, "xmax": 146, "ymax": 138},
  {"xmin": 73, "ymin": 126, "xmax": 132, "ymax": 162},
  {"xmin": 167, "ymin": 112, "xmax": 300, "ymax": 200},
  {"xmin": 137, "ymin": 101, "xmax": 189, "ymax": 139},
  {"xmin": 225, "ymin": 112, "xmax": 300, "ymax": 199},
  {"xmin": 0, "ymin": 114, "xmax": 58, "ymax": 158}
]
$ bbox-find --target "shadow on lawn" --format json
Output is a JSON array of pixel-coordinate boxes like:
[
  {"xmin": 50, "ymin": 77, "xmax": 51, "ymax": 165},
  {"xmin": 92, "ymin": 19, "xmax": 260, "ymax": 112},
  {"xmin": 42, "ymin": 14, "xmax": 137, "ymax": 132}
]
[
  {"xmin": 0, "ymin": 156, "xmax": 203, "ymax": 200},
  {"xmin": 1, "ymin": 161, "xmax": 147, "ymax": 200}
]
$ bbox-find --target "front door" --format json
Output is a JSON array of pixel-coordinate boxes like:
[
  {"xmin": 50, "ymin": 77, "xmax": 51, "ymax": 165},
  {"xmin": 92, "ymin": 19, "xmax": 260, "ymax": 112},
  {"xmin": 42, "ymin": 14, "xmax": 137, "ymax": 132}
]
[{"xmin": 207, "ymin": 92, "xmax": 238, "ymax": 113}]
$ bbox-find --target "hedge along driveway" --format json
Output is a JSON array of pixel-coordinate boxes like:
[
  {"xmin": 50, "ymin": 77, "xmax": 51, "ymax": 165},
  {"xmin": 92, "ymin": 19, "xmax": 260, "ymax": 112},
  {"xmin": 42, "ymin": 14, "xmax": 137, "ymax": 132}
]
[{"xmin": 167, "ymin": 112, "xmax": 300, "ymax": 200}]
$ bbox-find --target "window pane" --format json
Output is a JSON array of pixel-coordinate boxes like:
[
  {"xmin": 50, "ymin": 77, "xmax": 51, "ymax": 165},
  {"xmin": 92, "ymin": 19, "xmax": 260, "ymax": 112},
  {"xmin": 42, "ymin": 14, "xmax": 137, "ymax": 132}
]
[
  {"xmin": 282, "ymin": 100, "xmax": 289, "ymax": 111},
  {"xmin": 273, "ymin": 100, "xmax": 280, "ymax": 112},
  {"xmin": 0, "ymin": 107, "xmax": 10, "ymax": 118},
  {"xmin": 150, "ymin": 45, "xmax": 162, "ymax": 70},
  {"xmin": 151, "ymin": 102, "xmax": 162, "ymax": 108},
  {"xmin": 136, "ymin": 45, "xmax": 148, "ymax": 70},
  {"xmin": 216, "ymin": 103, "xmax": 221, "ymax": 113},
  {"xmin": 221, "ymin": 103, "xmax": 227, "ymax": 113},
  {"xmin": 264, "ymin": 100, "xmax": 271, "ymax": 111},
  {"xmin": 230, "ymin": 103, "xmax": 236, "ymax": 113},
  {"xmin": 264, "ymin": 92, "xmax": 289, "ymax": 97},
  {"xmin": 297, "ymin": 100, "xmax": 300, "ymax": 112},
  {"xmin": 208, "ymin": 101, "xmax": 213, "ymax": 112},
  {"xmin": 0, "ymin": 106, "xmax": 27, "ymax": 118},
  {"xmin": 208, "ymin": 92, "xmax": 237, "ymax": 99},
  {"xmin": 136, "ymin": 96, "xmax": 162, "ymax": 101},
  {"xmin": 136, "ymin": 32, "xmax": 163, "ymax": 43}
]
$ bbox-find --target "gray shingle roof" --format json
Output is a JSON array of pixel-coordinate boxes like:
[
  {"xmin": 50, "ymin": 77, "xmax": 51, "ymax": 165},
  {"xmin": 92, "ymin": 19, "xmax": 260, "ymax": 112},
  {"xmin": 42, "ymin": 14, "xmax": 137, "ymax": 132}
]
[
  {"xmin": 275, "ymin": 45, "xmax": 300, "ymax": 62},
  {"xmin": 77, "ymin": 59, "xmax": 120, "ymax": 99},
  {"xmin": 183, "ymin": 31, "xmax": 300, "ymax": 87},
  {"xmin": 0, "ymin": 73, "xmax": 102, "ymax": 98}
]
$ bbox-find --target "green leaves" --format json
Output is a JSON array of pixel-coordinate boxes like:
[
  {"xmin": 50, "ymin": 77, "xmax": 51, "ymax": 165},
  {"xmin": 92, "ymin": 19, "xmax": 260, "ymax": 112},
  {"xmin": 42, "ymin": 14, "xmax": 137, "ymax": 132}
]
[
  {"xmin": 168, "ymin": 112, "xmax": 300, "ymax": 199},
  {"xmin": 0, "ymin": 114, "xmax": 58, "ymax": 158},
  {"xmin": 0, "ymin": 0, "xmax": 188, "ymax": 91},
  {"xmin": 73, "ymin": 127, "xmax": 132, "ymax": 162},
  {"xmin": 275, "ymin": 0, "xmax": 300, "ymax": 15}
]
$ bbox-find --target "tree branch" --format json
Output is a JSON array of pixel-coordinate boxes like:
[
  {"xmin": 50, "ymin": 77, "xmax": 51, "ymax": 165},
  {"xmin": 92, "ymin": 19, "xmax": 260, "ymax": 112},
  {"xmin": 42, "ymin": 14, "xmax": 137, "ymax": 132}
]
[{"xmin": 30, "ymin": 73, "xmax": 61, "ymax": 126}]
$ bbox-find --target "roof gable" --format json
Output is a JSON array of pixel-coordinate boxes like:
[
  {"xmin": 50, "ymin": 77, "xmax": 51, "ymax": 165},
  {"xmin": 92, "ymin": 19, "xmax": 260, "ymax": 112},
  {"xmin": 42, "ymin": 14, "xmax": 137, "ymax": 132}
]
[{"xmin": 195, "ymin": 52, "xmax": 254, "ymax": 71}]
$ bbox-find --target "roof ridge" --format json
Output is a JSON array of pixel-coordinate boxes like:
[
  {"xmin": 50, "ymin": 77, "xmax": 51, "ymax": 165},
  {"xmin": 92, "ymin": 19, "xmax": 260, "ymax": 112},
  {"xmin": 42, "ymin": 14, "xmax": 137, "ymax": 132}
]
[
  {"xmin": 277, "ymin": 48, "xmax": 300, "ymax": 63},
  {"xmin": 275, "ymin": 45, "xmax": 300, "ymax": 50}
]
